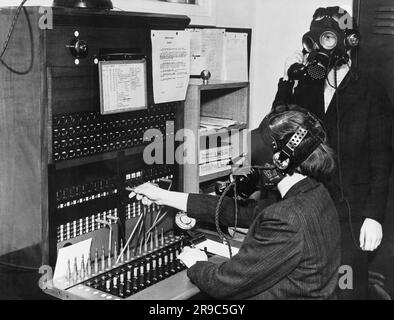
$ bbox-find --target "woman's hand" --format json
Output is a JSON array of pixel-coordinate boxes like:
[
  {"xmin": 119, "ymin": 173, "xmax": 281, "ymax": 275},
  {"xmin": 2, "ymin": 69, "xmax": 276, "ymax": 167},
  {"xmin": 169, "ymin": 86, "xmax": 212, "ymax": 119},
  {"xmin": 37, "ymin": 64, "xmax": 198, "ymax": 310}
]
[
  {"xmin": 360, "ymin": 218, "xmax": 383, "ymax": 252},
  {"xmin": 129, "ymin": 183, "xmax": 189, "ymax": 212},
  {"xmin": 178, "ymin": 246, "xmax": 208, "ymax": 268},
  {"xmin": 129, "ymin": 183, "xmax": 169, "ymax": 206}
]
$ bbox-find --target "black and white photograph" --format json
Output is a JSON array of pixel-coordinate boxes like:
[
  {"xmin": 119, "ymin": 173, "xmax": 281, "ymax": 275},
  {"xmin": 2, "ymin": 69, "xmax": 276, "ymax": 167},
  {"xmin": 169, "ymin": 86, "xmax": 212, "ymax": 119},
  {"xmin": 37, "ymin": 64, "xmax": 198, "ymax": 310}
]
[{"xmin": 0, "ymin": 0, "xmax": 393, "ymax": 308}]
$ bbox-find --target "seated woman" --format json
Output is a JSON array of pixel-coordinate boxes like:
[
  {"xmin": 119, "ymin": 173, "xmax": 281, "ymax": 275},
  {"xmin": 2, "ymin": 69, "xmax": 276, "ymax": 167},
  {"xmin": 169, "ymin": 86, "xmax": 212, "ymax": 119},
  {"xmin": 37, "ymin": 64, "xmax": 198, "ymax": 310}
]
[{"xmin": 130, "ymin": 105, "xmax": 341, "ymax": 300}]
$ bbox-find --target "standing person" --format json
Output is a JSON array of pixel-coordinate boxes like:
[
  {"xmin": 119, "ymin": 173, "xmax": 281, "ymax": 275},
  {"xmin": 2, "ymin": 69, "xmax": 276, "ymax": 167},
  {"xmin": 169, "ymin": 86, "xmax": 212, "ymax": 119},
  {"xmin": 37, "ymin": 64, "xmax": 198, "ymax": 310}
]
[
  {"xmin": 273, "ymin": 6, "xmax": 393, "ymax": 299},
  {"xmin": 130, "ymin": 107, "xmax": 341, "ymax": 300}
]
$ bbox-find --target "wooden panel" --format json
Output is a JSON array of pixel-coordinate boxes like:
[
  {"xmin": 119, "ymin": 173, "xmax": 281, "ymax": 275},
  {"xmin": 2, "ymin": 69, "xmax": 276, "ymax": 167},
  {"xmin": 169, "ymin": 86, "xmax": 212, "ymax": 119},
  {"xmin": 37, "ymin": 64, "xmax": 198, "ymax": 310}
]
[
  {"xmin": 358, "ymin": 0, "xmax": 394, "ymax": 102},
  {"xmin": 357, "ymin": 0, "xmax": 394, "ymax": 297},
  {"xmin": 0, "ymin": 8, "xmax": 46, "ymax": 257},
  {"xmin": 48, "ymin": 66, "xmax": 99, "ymax": 115},
  {"xmin": 200, "ymin": 86, "xmax": 249, "ymax": 124},
  {"xmin": 182, "ymin": 85, "xmax": 201, "ymax": 193}
]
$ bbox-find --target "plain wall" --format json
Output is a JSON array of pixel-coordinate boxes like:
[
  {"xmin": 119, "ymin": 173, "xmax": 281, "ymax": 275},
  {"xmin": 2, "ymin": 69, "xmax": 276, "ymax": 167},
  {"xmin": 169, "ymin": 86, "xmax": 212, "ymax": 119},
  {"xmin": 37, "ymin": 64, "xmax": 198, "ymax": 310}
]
[
  {"xmin": 215, "ymin": 0, "xmax": 256, "ymax": 28},
  {"xmin": 249, "ymin": 0, "xmax": 353, "ymax": 128}
]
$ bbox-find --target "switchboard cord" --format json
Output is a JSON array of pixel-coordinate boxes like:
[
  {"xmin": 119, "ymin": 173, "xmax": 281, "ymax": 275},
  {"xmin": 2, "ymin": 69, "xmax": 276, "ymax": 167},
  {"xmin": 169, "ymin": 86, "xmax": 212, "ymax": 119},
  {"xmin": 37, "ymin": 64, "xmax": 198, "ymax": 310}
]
[
  {"xmin": 0, "ymin": 0, "xmax": 34, "ymax": 75},
  {"xmin": 0, "ymin": 260, "xmax": 39, "ymax": 272}
]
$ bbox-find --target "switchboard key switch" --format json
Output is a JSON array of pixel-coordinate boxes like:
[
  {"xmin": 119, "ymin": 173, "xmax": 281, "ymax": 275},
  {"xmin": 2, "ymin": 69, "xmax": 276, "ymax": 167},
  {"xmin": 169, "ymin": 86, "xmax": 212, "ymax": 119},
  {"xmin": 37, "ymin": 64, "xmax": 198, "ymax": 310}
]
[
  {"xmin": 107, "ymin": 250, "xmax": 112, "ymax": 269},
  {"xmin": 157, "ymin": 254, "xmax": 164, "ymax": 280},
  {"xmin": 120, "ymin": 240, "xmax": 124, "ymax": 263},
  {"xmin": 73, "ymin": 258, "xmax": 79, "ymax": 283},
  {"xmin": 91, "ymin": 216, "xmax": 95, "ymax": 232},
  {"xmin": 138, "ymin": 241, "xmax": 143, "ymax": 257},
  {"xmin": 125, "ymin": 280, "xmax": 131, "ymax": 294},
  {"xmin": 138, "ymin": 263, "xmax": 146, "ymax": 290},
  {"xmin": 150, "ymin": 234, "xmax": 154, "ymax": 252},
  {"xmin": 106, "ymin": 279, "xmax": 111, "ymax": 293},
  {"xmin": 85, "ymin": 217, "xmax": 90, "ymax": 233},
  {"xmin": 163, "ymin": 250, "xmax": 170, "ymax": 277},
  {"xmin": 86, "ymin": 258, "xmax": 92, "ymax": 278},
  {"xmin": 155, "ymin": 228, "xmax": 159, "ymax": 249},
  {"xmin": 118, "ymin": 283, "xmax": 125, "ymax": 298},
  {"xmin": 144, "ymin": 237, "xmax": 148, "ymax": 254},
  {"xmin": 113, "ymin": 276, "xmax": 118, "ymax": 289},
  {"xmin": 126, "ymin": 268, "xmax": 132, "ymax": 282},
  {"xmin": 80, "ymin": 254, "xmax": 86, "ymax": 280},
  {"xmin": 59, "ymin": 225, "xmax": 64, "ymax": 242},
  {"xmin": 94, "ymin": 249, "xmax": 99, "ymax": 274},
  {"xmin": 145, "ymin": 259, "xmax": 152, "ymax": 286},
  {"xmin": 101, "ymin": 247, "xmax": 106, "ymax": 271},
  {"xmin": 66, "ymin": 259, "xmax": 72, "ymax": 282},
  {"xmin": 133, "ymin": 266, "xmax": 139, "ymax": 291},
  {"xmin": 151, "ymin": 256, "xmax": 158, "ymax": 283},
  {"xmin": 168, "ymin": 249, "xmax": 176, "ymax": 274},
  {"xmin": 126, "ymin": 245, "xmax": 131, "ymax": 261},
  {"xmin": 114, "ymin": 241, "xmax": 118, "ymax": 263},
  {"xmin": 79, "ymin": 219, "xmax": 83, "ymax": 236}
]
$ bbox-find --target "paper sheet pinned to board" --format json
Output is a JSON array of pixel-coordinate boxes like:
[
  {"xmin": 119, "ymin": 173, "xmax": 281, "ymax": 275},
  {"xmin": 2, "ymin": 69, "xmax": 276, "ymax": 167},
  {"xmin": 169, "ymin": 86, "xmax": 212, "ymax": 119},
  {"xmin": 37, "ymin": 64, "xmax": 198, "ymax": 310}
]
[
  {"xmin": 53, "ymin": 238, "xmax": 92, "ymax": 289},
  {"xmin": 224, "ymin": 32, "xmax": 249, "ymax": 82},
  {"xmin": 151, "ymin": 30, "xmax": 191, "ymax": 104},
  {"xmin": 201, "ymin": 29, "xmax": 226, "ymax": 80},
  {"xmin": 188, "ymin": 28, "xmax": 226, "ymax": 79},
  {"xmin": 189, "ymin": 28, "xmax": 205, "ymax": 76}
]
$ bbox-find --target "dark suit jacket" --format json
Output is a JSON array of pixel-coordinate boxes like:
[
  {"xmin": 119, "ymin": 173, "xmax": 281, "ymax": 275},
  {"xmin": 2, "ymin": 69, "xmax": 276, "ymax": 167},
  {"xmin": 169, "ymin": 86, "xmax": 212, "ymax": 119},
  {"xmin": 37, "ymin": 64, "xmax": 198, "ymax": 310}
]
[
  {"xmin": 273, "ymin": 72, "xmax": 393, "ymax": 223},
  {"xmin": 186, "ymin": 178, "xmax": 341, "ymax": 300}
]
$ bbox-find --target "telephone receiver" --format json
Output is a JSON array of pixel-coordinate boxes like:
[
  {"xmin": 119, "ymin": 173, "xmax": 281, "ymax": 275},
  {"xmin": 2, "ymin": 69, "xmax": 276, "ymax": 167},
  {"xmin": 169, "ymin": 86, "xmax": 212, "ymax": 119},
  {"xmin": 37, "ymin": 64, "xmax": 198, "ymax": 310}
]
[
  {"xmin": 287, "ymin": 63, "xmax": 308, "ymax": 81},
  {"xmin": 216, "ymin": 168, "xmax": 261, "ymax": 199},
  {"xmin": 287, "ymin": 50, "xmax": 328, "ymax": 82}
]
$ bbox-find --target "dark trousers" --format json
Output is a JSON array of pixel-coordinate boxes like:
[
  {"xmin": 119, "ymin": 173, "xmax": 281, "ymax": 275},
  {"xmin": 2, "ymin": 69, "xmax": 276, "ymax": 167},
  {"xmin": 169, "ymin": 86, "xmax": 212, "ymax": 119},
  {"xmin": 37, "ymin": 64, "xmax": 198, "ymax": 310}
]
[{"xmin": 337, "ymin": 220, "xmax": 368, "ymax": 300}]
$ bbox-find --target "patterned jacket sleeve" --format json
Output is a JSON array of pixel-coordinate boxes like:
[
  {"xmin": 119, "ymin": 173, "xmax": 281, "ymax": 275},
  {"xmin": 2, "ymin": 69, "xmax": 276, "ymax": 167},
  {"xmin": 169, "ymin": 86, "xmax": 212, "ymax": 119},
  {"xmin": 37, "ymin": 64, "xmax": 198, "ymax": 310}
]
[
  {"xmin": 186, "ymin": 203, "xmax": 303, "ymax": 300},
  {"xmin": 187, "ymin": 193, "xmax": 276, "ymax": 228}
]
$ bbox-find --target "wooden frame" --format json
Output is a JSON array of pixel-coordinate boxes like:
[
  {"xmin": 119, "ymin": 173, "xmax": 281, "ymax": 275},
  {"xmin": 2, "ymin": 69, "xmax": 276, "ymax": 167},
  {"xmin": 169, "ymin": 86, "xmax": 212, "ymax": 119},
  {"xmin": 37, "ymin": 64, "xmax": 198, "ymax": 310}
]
[
  {"xmin": 98, "ymin": 59, "xmax": 148, "ymax": 115},
  {"xmin": 114, "ymin": 0, "xmax": 217, "ymax": 26}
]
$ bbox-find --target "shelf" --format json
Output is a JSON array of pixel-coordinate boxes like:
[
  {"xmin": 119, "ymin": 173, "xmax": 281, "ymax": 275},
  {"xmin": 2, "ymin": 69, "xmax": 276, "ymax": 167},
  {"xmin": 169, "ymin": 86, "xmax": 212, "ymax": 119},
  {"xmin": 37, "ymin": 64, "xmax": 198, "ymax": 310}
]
[
  {"xmin": 188, "ymin": 79, "xmax": 249, "ymax": 91},
  {"xmin": 183, "ymin": 79, "xmax": 250, "ymax": 194},
  {"xmin": 199, "ymin": 169, "xmax": 231, "ymax": 184}
]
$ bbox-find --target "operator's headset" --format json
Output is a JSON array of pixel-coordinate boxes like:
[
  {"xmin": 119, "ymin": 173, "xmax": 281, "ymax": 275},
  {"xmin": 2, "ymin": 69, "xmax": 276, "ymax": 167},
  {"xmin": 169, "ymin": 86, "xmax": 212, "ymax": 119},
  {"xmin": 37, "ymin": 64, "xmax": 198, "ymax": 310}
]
[{"xmin": 245, "ymin": 105, "xmax": 327, "ymax": 194}]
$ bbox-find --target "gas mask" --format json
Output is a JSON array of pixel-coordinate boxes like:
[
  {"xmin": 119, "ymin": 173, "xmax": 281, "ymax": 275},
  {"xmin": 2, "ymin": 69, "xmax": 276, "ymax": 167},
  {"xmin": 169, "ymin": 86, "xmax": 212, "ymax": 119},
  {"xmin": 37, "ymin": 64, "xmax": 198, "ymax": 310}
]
[{"xmin": 288, "ymin": 8, "xmax": 360, "ymax": 82}]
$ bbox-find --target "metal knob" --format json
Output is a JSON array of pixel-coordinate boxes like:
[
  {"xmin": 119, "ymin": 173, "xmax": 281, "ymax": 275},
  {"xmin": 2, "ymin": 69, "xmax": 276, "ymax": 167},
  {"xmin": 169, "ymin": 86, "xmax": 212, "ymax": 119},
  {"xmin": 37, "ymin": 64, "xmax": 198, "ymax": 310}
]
[
  {"xmin": 66, "ymin": 38, "xmax": 89, "ymax": 58},
  {"xmin": 201, "ymin": 69, "xmax": 211, "ymax": 85}
]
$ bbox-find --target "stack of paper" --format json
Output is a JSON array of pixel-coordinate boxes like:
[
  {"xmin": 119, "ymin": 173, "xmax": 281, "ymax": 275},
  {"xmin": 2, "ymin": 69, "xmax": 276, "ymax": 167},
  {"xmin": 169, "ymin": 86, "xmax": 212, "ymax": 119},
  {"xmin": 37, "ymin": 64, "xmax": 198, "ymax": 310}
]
[
  {"xmin": 200, "ymin": 116, "xmax": 240, "ymax": 133},
  {"xmin": 199, "ymin": 159, "xmax": 231, "ymax": 177}
]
